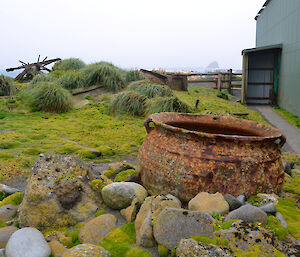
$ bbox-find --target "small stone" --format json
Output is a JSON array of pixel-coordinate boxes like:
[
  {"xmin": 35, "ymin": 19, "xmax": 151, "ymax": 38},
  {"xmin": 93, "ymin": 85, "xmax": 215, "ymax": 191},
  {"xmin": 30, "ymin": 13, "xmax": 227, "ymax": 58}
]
[
  {"xmin": 120, "ymin": 198, "xmax": 142, "ymax": 223},
  {"xmin": 108, "ymin": 162, "xmax": 136, "ymax": 174},
  {"xmin": 62, "ymin": 244, "xmax": 110, "ymax": 257},
  {"xmin": 0, "ymin": 226, "xmax": 19, "ymax": 248},
  {"xmin": 188, "ymin": 192, "xmax": 229, "ymax": 215},
  {"xmin": 48, "ymin": 240, "xmax": 67, "ymax": 257},
  {"xmin": 153, "ymin": 208, "xmax": 214, "ymax": 250},
  {"xmin": 0, "ymin": 205, "xmax": 17, "ymax": 222},
  {"xmin": 102, "ymin": 182, "xmax": 147, "ymax": 210},
  {"xmin": 257, "ymin": 193, "xmax": 279, "ymax": 205},
  {"xmin": 224, "ymin": 194, "xmax": 242, "ymax": 211},
  {"xmin": 135, "ymin": 194, "xmax": 181, "ymax": 248},
  {"xmin": 176, "ymin": 238, "xmax": 232, "ymax": 257},
  {"xmin": 224, "ymin": 204, "xmax": 267, "ymax": 224},
  {"xmin": 236, "ymin": 195, "xmax": 246, "ymax": 205},
  {"xmin": 258, "ymin": 202, "xmax": 276, "ymax": 215},
  {"xmin": 276, "ymin": 212, "xmax": 288, "ymax": 228},
  {"xmin": 283, "ymin": 161, "xmax": 294, "ymax": 176},
  {"xmin": 78, "ymin": 214, "xmax": 117, "ymax": 244},
  {"xmin": 5, "ymin": 227, "xmax": 51, "ymax": 257}
]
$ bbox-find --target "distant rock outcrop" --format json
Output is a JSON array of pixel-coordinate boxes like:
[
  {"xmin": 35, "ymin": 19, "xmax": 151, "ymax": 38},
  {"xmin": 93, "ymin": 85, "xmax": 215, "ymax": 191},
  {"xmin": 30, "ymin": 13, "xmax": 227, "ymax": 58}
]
[{"xmin": 206, "ymin": 61, "xmax": 219, "ymax": 69}]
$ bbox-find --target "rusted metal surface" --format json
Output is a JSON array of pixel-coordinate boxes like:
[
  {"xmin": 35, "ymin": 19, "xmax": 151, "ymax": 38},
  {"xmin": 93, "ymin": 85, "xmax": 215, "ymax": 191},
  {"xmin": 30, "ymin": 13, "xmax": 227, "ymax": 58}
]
[{"xmin": 138, "ymin": 113, "xmax": 285, "ymax": 202}]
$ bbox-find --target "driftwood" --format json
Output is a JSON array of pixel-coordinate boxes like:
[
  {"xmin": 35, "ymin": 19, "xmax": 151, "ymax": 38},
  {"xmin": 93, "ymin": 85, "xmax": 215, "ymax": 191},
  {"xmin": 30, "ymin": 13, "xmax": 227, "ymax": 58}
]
[{"xmin": 6, "ymin": 55, "xmax": 61, "ymax": 81}]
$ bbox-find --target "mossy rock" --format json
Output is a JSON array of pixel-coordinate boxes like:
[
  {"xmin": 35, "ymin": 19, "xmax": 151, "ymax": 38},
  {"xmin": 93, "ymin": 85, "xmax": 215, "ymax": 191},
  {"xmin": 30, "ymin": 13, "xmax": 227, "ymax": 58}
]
[
  {"xmin": 213, "ymin": 219, "xmax": 239, "ymax": 231},
  {"xmin": 90, "ymin": 179, "xmax": 105, "ymax": 193},
  {"xmin": 233, "ymin": 245, "xmax": 285, "ymax": 257},
  {"xmin": 124, "ymin": 248, "xmax": 151, "ymax": 257},
  {"xmin": 114, "ymin": 169, "xmax": 138, "ymax": 182},
  {"xmin": 103, "ymin": 168, "xmax": 116, "ymax": 179},
  {"xmin": 158, "ymin": 244, "xmax": 169, "ymax": 257},
  {"xmin": 0, "ymin": 192, "xmax": 24, "ymax": 207}
]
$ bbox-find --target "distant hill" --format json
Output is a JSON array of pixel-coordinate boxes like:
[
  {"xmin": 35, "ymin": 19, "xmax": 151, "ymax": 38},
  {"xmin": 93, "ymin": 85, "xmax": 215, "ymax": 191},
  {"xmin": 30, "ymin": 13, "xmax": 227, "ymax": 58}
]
[{"xmin": 206, "ymin": 61, "xmax": 219, "ymax": 69}]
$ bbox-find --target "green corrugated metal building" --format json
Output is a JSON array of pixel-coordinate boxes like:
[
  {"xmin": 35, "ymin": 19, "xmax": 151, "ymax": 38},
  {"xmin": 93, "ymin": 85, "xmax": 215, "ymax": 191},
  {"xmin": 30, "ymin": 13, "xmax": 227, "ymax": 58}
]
[{"xmin": 242, "ymin": 0, "xmax": 300, "ymax": 117}]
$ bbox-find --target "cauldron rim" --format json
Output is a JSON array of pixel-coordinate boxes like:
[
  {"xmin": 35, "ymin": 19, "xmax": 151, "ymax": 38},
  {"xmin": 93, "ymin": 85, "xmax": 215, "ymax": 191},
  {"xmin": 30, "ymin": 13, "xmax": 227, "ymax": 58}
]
[{"xmin": 145, "ymin": 112, "xmax": 285, "ymax": 144}]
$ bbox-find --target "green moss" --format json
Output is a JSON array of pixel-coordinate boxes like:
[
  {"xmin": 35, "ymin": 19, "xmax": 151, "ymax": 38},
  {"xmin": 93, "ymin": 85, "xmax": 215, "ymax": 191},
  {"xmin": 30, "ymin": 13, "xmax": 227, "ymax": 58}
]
[
  {"xmin": 283, "ymin": 173, "xmax": 300, "ymax": 195},
  {"xmin": 95, "ymin": 210, "xmax": 107, "ymax": 217},
  {"xmin": 103, "ymin": 168, "xmax": 116, "ymax": 178},
  {"xmin": 66, "ymin": 229, "xmax": 81, "ymax": 247},
  {"xmin": 233, "ymin": 245, "xmax": 285, "ymax": 257},
  {"xmin": 213, "ymin": 219, "xmax": 239, "ymax": 231},
  {"xmin": 114, "ymin": 169, "xmax": 137, "ymax": 182},
  {"xmin": 124, "ymin": 248, "xmax": 151, "ymax": 257},
  {"xmin": 77, "ymin": 149, "xmax": 97, "ymax": 159},
  {"xmin": 0, "ymin": 192, "xmax": 24, "ymax": 207},
  {"xmin": 265, "ymin": 216, "xmax": 288, "ymax": 240},
  {"xmin": 0, "ymin": 192, "xmax": 6, "ymax": 201},
  {"xmin": 0, "ymin": 221, "xmax": 7, "ymax": 228},
  {"xmin": 276, "ymin": 197, "xmax": 300, "ymax": 239},
  {"xmin": 98, "ymin": 222, "xmax": 136, "ymax": 257},
  {"xmin": 158, "ymin": 244, "xmax": 169, "ymax": 257},
  {"xmin": 190, "ymin": 235, "xmax": 229, "ymax": 246},
  {"xmin": 274, "ymin": 107, "xmax": 300, "ymax": 129},
  {"xmin": 22, "ymin": 147, "xmax": 45, "ymax": 155},
  {"xmin": 74, "ymin": 222, "xmax": 85, "ymax": 229},
  {"xmin": 90, "ymin": 179, "xmax": 104, "ymax": 193}
]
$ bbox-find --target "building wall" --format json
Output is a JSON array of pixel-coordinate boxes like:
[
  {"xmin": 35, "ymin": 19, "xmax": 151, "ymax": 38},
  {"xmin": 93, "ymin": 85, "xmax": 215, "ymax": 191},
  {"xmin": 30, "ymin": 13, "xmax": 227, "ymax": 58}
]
[{"xmin": 256, "ymin": 0, "xmax": 300, "ymax": 117}]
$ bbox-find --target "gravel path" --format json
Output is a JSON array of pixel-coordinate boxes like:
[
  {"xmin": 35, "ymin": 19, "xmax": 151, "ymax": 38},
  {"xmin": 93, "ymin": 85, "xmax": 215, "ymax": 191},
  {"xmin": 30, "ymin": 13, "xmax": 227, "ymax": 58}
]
[{"xmin": 249, "ymin": 105, "xmax": 300, "ymax": 154}]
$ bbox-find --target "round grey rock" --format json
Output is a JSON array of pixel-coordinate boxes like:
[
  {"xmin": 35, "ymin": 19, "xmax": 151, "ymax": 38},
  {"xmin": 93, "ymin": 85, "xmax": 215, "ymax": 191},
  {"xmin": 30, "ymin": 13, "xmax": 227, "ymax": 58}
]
[
  {"xmin": 276, "ymin": 212, "xmax": 288, "ymax": 228},
  {"xmin": 153, "ymin": 208, "xmax": 214, "ymax": 250},
  {"xmin": 224, "ymin": 204, "xmax": 267, "ymax": 224},
  {"xmin": 258, "ymin": 202, "xmax": 276, "ymax": 215},
  {"xmin": 236, "ymin": 195, "xmax": 246, "ymax": 205},
  {"xmin": 224, "ymin": 194, "xmax": 242, "ymax": 211},
  {"xmin": 0, "ymin": 205, "xmax": 17, "ymax": 222},
  {"xmin": 5, "ymin": 227, "xmax": 51, "ymax": 257},
  {"xmin": 101, "ymin": 182, "xmax": 147, "ymax": 210}
]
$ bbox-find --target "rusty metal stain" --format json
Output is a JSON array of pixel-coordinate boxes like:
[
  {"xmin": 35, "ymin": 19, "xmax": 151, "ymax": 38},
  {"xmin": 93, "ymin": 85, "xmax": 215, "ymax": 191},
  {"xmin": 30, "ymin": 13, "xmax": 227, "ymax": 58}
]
[{"xmin": 138, "ymin": 113, "xmax": 285, "ymax": 203}]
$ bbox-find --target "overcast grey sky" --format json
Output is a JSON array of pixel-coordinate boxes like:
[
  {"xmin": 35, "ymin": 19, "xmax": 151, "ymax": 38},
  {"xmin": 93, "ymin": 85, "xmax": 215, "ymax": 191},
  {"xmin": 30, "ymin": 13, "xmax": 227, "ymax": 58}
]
[{"xmin": 0, "ymin": 0, "xmax": 265, "ymax": 70}]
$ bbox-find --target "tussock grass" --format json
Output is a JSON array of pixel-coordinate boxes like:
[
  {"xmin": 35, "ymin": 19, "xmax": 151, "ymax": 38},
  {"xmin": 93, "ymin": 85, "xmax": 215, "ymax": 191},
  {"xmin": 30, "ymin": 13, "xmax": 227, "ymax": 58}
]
[
  {"xmin": 82, "ymin": 63, "xmax": 125, "ymax": 91},
  {"xmin": 128, "ymin": 80, "xmax": 173, "ymax": 98},
  {"xmin": 27, "ymin": 82, "xmax": 73, "ymax": 113},
  {"xmin": 110, "ymin": 91, "xmax": 147, "ymax": 116},
  {"xmin": 58, "ymin": 71, "xmax": 84, "ymax": 89},
  {"xmin": 29, "ymin": 73, "xmax": 55, "ymax": 85},
  {"xmin": 53, "ymin": 58, "xmax": 86, "ymax": 71},
  {"xmin": 125, "ymin": 70, "xmax": 144, "ymax": 84},
  {"xmin": 148, "ymin": 96, "xmax": 192, "ymax": 113},
  {"xmin": 0, "ymin": 75, "xmax": 16, "ymax": 96}
]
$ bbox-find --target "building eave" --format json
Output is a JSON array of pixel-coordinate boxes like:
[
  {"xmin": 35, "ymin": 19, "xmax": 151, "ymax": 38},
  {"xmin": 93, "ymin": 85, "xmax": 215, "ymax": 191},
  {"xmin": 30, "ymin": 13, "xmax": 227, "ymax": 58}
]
[{"xmin": 241, "ymin": 44, "xmax": 282, "ymax": 55}]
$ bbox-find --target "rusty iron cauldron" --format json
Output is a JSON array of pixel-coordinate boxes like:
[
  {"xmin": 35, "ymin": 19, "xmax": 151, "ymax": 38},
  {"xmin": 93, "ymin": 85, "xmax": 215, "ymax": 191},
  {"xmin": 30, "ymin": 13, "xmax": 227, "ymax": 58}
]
[{"xmin": 138, "ymin": 112, "xmax": 286, "ymax": 202}]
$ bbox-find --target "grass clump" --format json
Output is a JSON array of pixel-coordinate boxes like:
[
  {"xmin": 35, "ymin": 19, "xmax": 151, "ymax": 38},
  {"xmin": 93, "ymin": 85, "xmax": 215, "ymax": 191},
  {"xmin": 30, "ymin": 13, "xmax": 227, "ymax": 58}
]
[
  {"xmin": 95, "ymin": 210, "xmax": 107, "ymax": 217},
  {"xmin": 103, "ymin": 168, "xmax": 116, "ymax": 179},
  {"xmin": 58, "ymin": 71, "xmax": 84, "ymax": 89},
  {"xmin": 149, "ymin": 96, "xmax": 192, "ymax": 113},
  {"xmin": 265, "ymin": 216, "xmax": 288, "ymax": 240},
  {"xmin": 29, "ymin": 73, "xmax": 55, "ymax": 85},
  {"xmin": 125, "ymin": 70, "xmax": 144, "ymax": 84},
  {"xmin": 110, "ymin": 91, "xmax": 148, "ymax": 116},
  {"xmin": 158, "ymin": 244, "xmax": 169, "ymax": 257},
  {"xmin": 190, "ymin": 235, "xmax": 229, "ymax": 246},
  {"xmin": 53, "ymin": 58, "xmax": 86, "ymax": 71},
  {"xmin": 0, "ymin": 75, "xmax": 15, "ymax": 96},
  {"xmin": 27, "ymin": 82, "xmax": 73, "ymax": 113},
  {"xmin": 90, "ymin": 179, "xmax": 105, "ymax": 193},
  {"xmin": 0, "ymin": 192, "xmax": 24, "ymax": 207},
  {"xmin": 124, "ymin": 248, "xmax": 151, "ymax": 257},
  {"xmin": 114, "ymin": 169, "xmax": 137, "ymax": 182},
  {"xmin": 283, "ymin": 173, "xmax": 300, "ymax": 195},
  {"xmin": 274, "ymin": 106, "xmax": 300, "ymax": 129},
  {"xmin": 128, "ymin": 80, "xmax": 173, "ymax": 98}
]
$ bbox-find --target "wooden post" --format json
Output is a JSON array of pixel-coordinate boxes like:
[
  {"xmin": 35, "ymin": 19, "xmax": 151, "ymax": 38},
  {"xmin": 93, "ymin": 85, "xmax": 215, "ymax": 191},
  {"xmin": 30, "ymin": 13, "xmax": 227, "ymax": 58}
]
[
  {"xmin": 241, "ymin": 54, "xmax": 248, "ymax": 104},
  {"xmin": 227, "ymin": 69, "xmax": 232, "ymax": 94},
  {"xmin": 217, "ymin": 73, "xmax": 222, "ymax": 91}
]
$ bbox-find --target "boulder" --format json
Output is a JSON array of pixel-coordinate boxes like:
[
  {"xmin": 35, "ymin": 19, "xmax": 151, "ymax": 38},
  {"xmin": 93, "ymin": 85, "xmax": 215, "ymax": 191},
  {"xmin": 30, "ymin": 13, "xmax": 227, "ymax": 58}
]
[
  {"xmin": 108, "ymin": 162, "xmax": 136, "ymax": 174},
  {"xmin": 0, "ymin": 205, "xmax": 17, "ymax": 222},
  {"xmin": 224, "ymin": 194, "xmax": 242, "ymax": 211},
  {"xmin": 276, "ymin": 212, "xmax": 288, "ymax": 228},
  {"xmin": 5, "ymin": 227, "xmax": 51, "ymax": 257},
  {"xmin": 78, "ymin": 214, "xmax": 117, "ymax": 244},
  {"xmin": 153, "ymin": 208, "xmax": 214, "ymax": 250},
  {"xmin": 102, "ymin": 182, "xmax": 147, "ymax": 210},
  {"xmin": 18, "ymin": 155, "xmax": 103, "ymax": 230},
  {"xmin": 215, "ymin": 220, "xmax": 274, "ymax": 250},
  {"xmin": 62, "ymin": 244, "xmax": 110, "ymax": 257},
  {"xmin": 120, "ymin": 198, "xmax": 142, "ymax": 223},
  {"xmin": 258, "ymin": 202, "xmax": 276, "ymax": 215},
  {"xmin": 48, "ymin": 240, "xmax": 67, "ymax": 257},
  {"xmin": 0, "ymin": 226, "xmax": 19, "ymax": 248},
  {"xmin": 188, "ymin": 192, "xmax": 229, "ymax": 215},
  {"xmin": 135, "ymin": 194, "xmax": 181, "ymax": 248},
  {"xmin": 0, "ymin": 184, "xmax": 21, "ymax": 196},
  {"xmin": 224, "ymin": 204, "xmax": 267, "ymax": 224},
  {"xmin": 176, "ymin": 238, "xmax": 232, "ymax": 257},
  {"xmin": 236, "ymin": 195, "xmax": 246, "ymax": 205}
]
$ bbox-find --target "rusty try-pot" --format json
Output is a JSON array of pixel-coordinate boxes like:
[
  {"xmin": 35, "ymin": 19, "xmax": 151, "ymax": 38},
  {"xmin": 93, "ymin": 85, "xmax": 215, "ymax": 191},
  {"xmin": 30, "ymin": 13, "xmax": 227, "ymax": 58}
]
[{"xmin": 138, "ymin": 113, "xmax": 285, "ymax": 202}]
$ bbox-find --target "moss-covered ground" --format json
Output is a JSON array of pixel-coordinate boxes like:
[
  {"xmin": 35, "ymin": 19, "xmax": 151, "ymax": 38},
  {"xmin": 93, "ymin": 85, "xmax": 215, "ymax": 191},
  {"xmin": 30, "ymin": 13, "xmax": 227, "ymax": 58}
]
[{"xmin": 0, "ymin": 86, "xmax": 267, "ymax": 180}]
